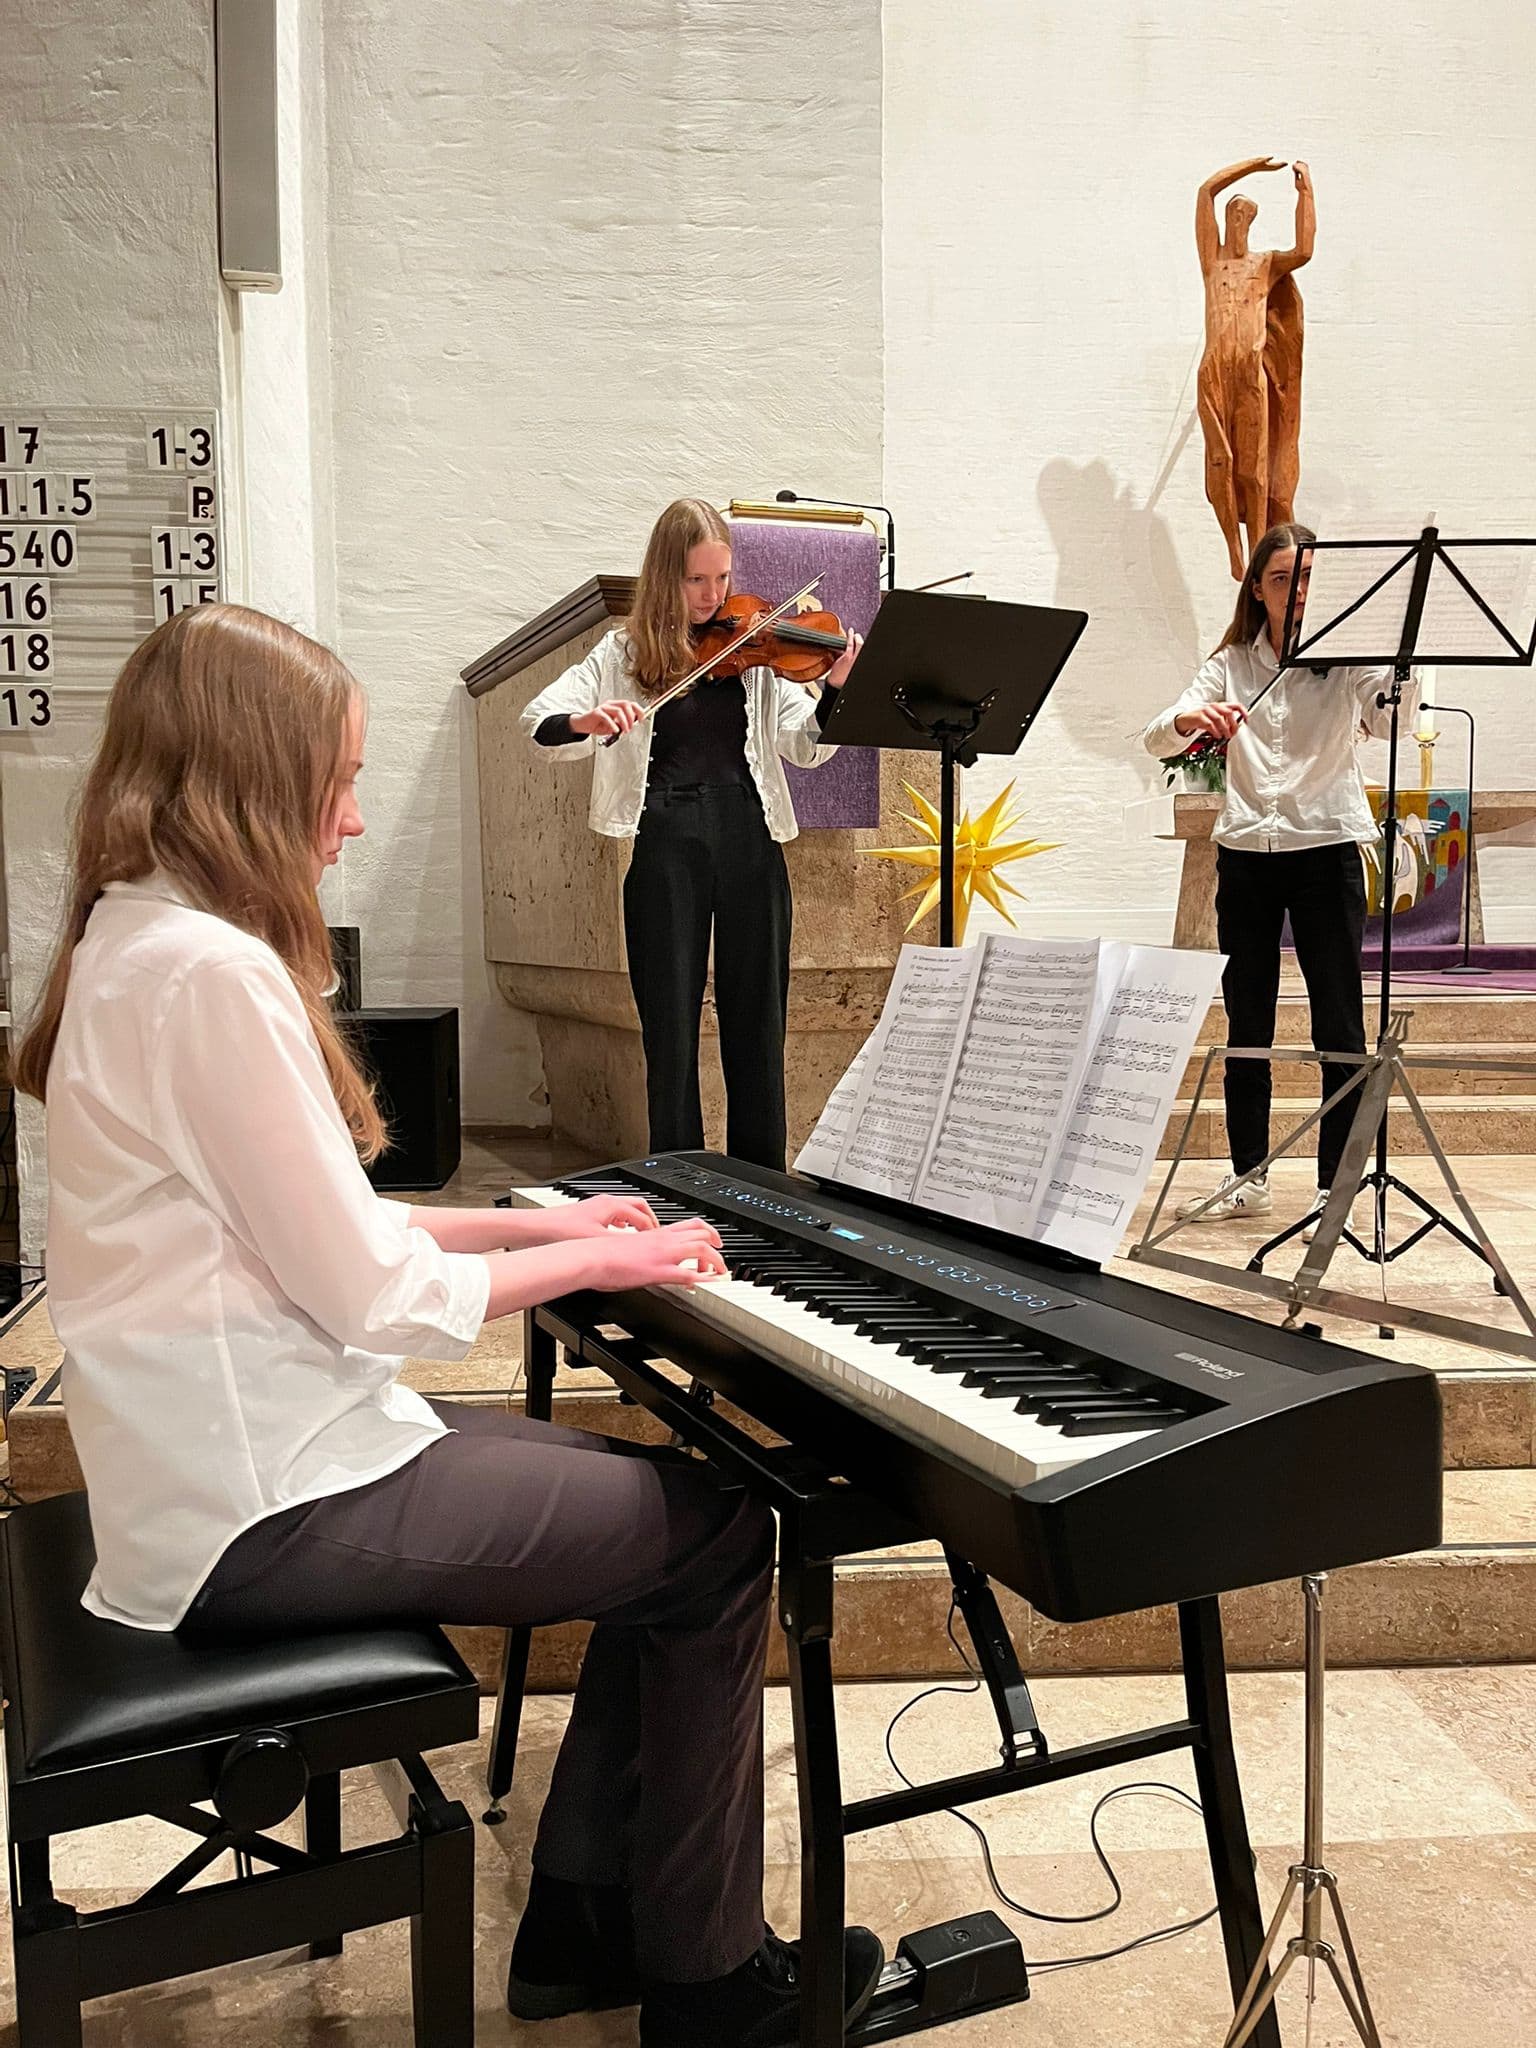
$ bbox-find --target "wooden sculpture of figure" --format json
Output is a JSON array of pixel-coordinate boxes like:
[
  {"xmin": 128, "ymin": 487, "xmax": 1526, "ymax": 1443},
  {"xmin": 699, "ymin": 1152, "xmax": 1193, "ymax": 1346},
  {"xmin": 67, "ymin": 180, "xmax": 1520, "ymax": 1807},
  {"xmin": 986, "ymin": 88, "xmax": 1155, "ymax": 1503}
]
[{"xmin": 1197, "ymin": 156, "xmax": 1315, "ymax": 579}]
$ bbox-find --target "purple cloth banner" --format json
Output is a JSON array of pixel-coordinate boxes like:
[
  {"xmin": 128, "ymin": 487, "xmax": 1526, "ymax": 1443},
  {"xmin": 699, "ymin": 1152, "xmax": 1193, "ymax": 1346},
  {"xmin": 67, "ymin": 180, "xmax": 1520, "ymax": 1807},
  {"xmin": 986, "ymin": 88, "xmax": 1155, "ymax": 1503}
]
[{"xmin": 727, "ymin": 519, "xmax": 882, "ymax": 829}]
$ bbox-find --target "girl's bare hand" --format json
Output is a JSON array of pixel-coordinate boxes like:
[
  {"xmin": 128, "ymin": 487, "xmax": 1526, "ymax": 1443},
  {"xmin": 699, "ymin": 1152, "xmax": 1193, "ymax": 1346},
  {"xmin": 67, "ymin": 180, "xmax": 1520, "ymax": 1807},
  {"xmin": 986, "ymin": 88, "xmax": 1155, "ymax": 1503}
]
[
  {"xmin": 559, "ymin": 1194, "xmax": 661, "ymax": 1235},
  {"xmin": 585, "ymin": 1218, "xmax": 727, "ymax": 1290},
  {"xmin": 571, "ymin": 700, "xmax": 645, "ymax": 738}
]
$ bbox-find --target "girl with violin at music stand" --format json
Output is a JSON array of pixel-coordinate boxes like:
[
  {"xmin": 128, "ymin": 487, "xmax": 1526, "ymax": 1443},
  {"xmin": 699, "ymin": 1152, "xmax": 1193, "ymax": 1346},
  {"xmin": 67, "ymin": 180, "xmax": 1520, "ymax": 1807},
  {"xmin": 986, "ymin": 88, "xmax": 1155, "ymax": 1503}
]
[{"xmin": 525, "ymin": 496, "xmax": 862, "ymax": 1170}]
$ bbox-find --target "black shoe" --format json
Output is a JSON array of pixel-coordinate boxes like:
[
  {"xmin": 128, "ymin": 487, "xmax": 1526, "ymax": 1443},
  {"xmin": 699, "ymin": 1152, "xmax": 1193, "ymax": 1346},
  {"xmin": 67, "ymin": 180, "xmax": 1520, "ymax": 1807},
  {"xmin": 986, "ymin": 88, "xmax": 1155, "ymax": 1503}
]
[
  {"xmin": 639, "ymin": 1926, "xmax": 886, "ymax": 2047},
  {"xmin": 506, "ymin": 1871, "xmax": 642, "ymax": 2020}
]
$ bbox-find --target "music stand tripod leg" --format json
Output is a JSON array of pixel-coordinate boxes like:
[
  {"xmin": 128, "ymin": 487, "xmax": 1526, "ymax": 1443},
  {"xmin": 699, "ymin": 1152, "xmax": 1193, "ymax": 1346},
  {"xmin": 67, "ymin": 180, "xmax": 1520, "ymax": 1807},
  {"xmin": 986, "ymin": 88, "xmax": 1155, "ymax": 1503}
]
[{"xmin": 1223, "ymin": 1576, "xmax": 1384, "ymax": 2048}]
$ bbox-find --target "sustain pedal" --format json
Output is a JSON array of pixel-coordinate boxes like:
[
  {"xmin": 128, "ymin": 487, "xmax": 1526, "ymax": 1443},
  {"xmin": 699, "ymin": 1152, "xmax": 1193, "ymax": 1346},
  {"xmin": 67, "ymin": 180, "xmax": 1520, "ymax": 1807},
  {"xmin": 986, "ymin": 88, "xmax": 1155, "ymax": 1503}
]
[{"xmin": 851, "ymin": 1911, "xmax": 1028, "ymax": 2041}]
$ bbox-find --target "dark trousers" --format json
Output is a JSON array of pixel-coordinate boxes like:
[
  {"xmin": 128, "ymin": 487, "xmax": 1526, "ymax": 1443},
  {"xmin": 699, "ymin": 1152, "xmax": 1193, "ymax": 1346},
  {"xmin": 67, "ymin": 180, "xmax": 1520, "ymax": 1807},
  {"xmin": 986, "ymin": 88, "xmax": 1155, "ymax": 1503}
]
[
  {"xmin": 184, "ymin": 1400, "xmax": 776, "ymax": 1982},
  {"xmin": 1215, "ymin": 842, "xmax": 1368, "ymax": 1189},
  {"xmin": 622, "ymin": 783, "xmax": 792, "ymax": 1170}
]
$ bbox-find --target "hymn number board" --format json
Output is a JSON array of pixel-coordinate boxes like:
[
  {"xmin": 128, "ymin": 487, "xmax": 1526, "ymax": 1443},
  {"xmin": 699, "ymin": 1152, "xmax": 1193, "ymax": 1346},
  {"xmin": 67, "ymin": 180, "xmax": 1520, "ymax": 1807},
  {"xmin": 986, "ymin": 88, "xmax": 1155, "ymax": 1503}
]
[{"xmin": 0, "ymin": 409, "xmax": 223, "ymax": 734}]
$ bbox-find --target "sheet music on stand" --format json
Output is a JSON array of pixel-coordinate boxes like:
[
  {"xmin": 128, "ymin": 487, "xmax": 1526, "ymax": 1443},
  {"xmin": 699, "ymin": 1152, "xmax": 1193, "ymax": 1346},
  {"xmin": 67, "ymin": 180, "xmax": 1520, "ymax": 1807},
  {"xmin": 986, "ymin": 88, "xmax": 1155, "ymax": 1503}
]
[
  {"xmin": 1292, "ymin": 538, "xmax": 1536, "ymax": 665},
  {"xmin": 797, "ymin": 936, "xmax": 1224, "ymax": 1263}
]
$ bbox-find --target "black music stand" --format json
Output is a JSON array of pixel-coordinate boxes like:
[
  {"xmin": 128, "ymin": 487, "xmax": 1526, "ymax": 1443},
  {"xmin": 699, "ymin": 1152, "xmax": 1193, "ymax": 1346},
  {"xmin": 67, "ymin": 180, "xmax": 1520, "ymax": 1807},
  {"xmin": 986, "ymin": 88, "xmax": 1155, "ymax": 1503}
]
[
  {"xmin": 820, "ymin": 589, "xmax": 1088, "ymax": 947},
  {"xmin": 1252, "ymin": 528, "xmax": 1536, "ymax": 1302}
]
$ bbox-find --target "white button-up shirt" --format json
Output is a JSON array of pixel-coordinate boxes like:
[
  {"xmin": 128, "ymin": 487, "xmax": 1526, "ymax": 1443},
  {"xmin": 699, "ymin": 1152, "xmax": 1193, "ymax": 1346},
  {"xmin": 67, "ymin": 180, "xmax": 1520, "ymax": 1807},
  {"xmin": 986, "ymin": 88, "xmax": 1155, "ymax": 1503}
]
[
  {"xmin": 1143, "ymin": 632, "xmax": 1416, "ymax": 853},
  {"xmin": 45, "ymin": 878, "xmax": 490, "ymax": 1631},
  {"xmin": 522, "ymin": 628, "xmax": 835, "ymax": 842}
]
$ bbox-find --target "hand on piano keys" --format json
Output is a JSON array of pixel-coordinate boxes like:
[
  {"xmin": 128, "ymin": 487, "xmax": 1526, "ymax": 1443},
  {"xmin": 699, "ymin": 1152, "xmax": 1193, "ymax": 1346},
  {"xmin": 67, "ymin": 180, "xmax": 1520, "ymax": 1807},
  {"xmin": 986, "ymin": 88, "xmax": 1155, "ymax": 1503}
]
[
  {"xmin": 556, "ymin": 1193, "xmax": 665, "ymax": 1235},
  {"xmin": 583, "ymin": 1217, "xmax": 728, "ymax": 1290}
]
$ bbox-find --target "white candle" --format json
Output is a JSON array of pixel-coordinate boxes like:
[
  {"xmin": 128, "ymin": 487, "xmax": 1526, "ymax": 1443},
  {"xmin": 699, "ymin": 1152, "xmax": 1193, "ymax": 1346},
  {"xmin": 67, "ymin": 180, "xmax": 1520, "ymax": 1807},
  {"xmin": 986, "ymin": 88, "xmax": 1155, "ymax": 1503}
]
[{"xmin": 1415, "ymin": 665, "xmax": 1437, "ymax": 741}]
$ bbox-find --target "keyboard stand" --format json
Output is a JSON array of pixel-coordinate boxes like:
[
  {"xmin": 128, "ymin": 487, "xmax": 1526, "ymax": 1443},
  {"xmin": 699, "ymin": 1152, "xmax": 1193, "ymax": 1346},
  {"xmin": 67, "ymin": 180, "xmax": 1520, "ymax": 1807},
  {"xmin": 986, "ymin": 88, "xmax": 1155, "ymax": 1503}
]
[
  {"xmin": 942, "ymin": 1549, "xmax": 1048, "ymax": 1764},
  {"xmin": 486, "ymin": 1302, "xmax": 1281, "ymax": 2048}
]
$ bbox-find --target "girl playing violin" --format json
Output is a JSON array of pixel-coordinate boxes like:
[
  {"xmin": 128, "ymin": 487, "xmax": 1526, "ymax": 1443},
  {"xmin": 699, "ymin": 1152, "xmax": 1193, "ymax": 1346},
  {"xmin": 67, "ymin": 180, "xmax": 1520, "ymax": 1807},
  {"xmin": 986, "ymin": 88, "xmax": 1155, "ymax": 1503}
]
[{"xmin": 525, "ymin": 497, "xmax": 863, "ymax": 1170}]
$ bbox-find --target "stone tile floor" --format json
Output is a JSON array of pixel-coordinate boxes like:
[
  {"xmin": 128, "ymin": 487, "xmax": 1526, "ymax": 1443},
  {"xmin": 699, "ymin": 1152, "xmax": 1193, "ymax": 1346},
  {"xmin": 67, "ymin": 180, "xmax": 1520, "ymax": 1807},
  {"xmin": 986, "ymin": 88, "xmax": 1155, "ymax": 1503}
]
[{"xmin": 4, "ymin": 1669, "xmax": 1533, "ymax": 2045}]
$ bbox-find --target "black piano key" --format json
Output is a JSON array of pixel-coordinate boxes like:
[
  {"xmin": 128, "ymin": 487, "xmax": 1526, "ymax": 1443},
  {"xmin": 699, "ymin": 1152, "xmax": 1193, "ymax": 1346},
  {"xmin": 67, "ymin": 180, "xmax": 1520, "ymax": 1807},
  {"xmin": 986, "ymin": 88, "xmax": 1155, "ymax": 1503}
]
[
  {"xmin": 1024, "ymin": 1394, "xmax": 1169, "ymax": 1420},
  {"xmin": 824, "ymin": 1300, "xmax": 913, "ymax": 1326},
  {"xmin": 954, "ymin": 1359, "xmax": 1085, "ymax": 1381},
  {"xmin": 1055, "ymin": 1410, "xmax": 1181, "ymax": 1436},
  {"xmin": 916, "ymin": 1344, "xmax": 1052, "ymax": 1366},
  {"xmin": 925, "ymin": 1356, "xmax": 1056, "ymax": 1376},
  {"xmin": 779, "ymin": 1288, "xmax": 881, "ymax": 1309},
  {"xmin": 933, "ymin": 1343, "xmax": 1073, "ymax": 1376},
  {"xmin": 974, "ymin": 1375, "xmax": 1095, "ymax": 1398},
  {"xmin": 890, "ymin": 1330, "xmax": 987, "ymax": 1355},
  {"xmin": 780, "ymin": 1278, "xmax": 882, "ymax": 1296},
  {"xmin": 861, "ymin": 1316, "xmax": 974, "ymax": 1341},
  {"xmin": 994, "ymin": 1371, "xmax": 1107, "ymax": 1391},
  {"xmin": 927, "ymin": 1333, "xmax": 1037, "ymax": 1349}
]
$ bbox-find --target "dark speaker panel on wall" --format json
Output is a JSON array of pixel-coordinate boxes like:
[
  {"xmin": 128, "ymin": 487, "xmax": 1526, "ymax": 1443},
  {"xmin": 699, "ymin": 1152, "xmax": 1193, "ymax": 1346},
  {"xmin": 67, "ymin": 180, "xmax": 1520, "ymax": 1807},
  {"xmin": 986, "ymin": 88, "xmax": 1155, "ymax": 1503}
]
[{"xmin": 214, "ymin": 0, "xmax": 283, "ymax": 291}]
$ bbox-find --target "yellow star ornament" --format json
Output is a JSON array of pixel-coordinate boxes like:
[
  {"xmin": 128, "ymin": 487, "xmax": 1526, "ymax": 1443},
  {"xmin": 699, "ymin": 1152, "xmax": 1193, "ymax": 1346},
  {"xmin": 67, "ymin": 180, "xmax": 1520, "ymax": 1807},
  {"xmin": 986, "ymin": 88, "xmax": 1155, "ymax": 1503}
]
[{"xmin": 864, "ymin": 781, "xmax": 1057, "ymax": 948}]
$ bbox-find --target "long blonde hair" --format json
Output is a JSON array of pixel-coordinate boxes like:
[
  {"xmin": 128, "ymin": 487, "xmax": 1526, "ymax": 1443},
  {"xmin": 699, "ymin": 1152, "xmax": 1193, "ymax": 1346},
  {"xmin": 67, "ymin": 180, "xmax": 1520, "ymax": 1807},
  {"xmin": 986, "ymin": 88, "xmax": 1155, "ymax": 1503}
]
[
  {"xmin": 625, "ymin": 497, "xmax": 731, "ymax": 696},
  {"xmin": 15, "ymin": 603, "xmax": 386, "ymax": 1161},
  {"xmin": 1215, "ymin": 521, "xmax": 1316, "ymax": 653}
]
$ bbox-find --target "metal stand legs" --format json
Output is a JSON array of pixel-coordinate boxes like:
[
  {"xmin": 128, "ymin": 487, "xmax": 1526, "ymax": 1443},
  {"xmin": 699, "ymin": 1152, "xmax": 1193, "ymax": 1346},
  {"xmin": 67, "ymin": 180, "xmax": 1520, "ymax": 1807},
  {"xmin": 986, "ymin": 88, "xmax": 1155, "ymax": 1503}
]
[{"xmin": 1222, "ymin": 1577, "xmax": 1381, "ymax": 2048}]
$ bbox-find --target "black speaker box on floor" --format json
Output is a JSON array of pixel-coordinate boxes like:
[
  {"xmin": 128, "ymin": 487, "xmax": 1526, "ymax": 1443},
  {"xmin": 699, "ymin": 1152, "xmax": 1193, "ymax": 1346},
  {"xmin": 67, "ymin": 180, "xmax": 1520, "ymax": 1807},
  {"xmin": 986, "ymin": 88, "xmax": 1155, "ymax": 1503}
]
[
  {"xmin": 352, "ymin": 1007, "xmax": 461, "ymax": 1192},
  {"xmin": 327, "ymin": 925, "xmax": 362, "ymax": 1012}
]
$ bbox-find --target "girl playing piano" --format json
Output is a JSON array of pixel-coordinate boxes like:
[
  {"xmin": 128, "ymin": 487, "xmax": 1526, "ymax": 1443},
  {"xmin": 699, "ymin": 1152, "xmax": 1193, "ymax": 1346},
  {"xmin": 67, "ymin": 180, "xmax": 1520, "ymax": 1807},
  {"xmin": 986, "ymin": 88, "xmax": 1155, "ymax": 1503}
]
[
  {"xmin": 18, "ymin": 602, "xmax": 882, "ymax": 2045},
  {"xmin": 523, "ymin": 497, "xmax": 862, "ymax": 1170}
]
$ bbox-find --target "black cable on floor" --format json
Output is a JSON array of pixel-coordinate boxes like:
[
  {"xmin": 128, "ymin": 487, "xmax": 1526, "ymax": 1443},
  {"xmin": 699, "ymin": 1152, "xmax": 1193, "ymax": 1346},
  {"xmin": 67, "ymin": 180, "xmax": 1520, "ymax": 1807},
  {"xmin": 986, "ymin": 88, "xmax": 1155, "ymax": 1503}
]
[{"xmin": 883, "ymin": 1600, "xmax": 1223, "ymax": 1971}]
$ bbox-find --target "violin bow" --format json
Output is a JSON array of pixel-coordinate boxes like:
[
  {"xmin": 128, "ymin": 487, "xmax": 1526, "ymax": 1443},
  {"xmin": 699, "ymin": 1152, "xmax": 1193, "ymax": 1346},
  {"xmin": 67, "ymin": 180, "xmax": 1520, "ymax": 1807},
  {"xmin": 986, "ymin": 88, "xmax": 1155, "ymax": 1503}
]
[{"xmin": 601, "ymin": 575, "xmax": 825, "ymax": 746}]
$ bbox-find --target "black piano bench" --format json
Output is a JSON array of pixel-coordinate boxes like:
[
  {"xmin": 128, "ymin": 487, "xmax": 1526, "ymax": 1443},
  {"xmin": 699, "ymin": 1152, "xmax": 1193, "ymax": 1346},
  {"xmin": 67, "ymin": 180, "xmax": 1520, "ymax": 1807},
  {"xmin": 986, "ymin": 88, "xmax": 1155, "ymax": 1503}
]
[{"xmin": 0, "ymin": 1492, "xmax": 481, "ymax": 2047}]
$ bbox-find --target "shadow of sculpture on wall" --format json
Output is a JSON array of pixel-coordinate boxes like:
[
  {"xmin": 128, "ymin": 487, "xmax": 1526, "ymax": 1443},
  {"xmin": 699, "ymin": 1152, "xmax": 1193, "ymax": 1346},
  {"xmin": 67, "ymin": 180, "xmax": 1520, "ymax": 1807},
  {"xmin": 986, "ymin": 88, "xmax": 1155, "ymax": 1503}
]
[{"xmin": 1036, "ymin": 454, "xmax": 1202, "ymax": 766}]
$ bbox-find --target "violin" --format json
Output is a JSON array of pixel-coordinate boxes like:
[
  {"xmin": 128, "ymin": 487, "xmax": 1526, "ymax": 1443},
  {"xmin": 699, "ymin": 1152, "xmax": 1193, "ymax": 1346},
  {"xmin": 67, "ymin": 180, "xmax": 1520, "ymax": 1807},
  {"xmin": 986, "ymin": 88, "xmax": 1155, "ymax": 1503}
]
[
  {"xmin": 600, "ymin": 576, "xmax": 847, "ymax": 745},
  {"xmin": 692, "ymin": 592, "xmax": 847, "ymax": 687}
]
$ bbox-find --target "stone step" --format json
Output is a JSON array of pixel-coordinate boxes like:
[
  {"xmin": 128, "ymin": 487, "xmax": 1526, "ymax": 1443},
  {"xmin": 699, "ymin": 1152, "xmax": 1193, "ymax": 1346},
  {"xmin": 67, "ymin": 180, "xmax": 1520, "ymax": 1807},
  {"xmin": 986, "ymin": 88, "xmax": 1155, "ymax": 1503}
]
[
  {"xmin": 1181, "ymin": 1042, "xmax": 1536, "ymax": 1100},
  {"xmin": 1160, "ymin": 1093, "xmax": 1536, "ymax": 1159},
  {"xmin": 12, "ymin": 1388, "xmax": 1535, "ymax": 1691},
  {"xmin": 10, "ymin": 1364, "xmax": 1533, "ymax": 1513},
  {"xmin": 1196, "ymin": 989, "xmax": 1535, "ymax": 1049},
  {"xmin": 445, "ymin": 1467, "xmax": 1536, "ymax": 1693}
]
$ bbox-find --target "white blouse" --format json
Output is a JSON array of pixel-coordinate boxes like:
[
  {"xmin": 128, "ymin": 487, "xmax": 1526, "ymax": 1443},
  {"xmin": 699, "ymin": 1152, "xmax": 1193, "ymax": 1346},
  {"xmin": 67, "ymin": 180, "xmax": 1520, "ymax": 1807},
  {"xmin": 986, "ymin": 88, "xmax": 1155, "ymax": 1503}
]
[
  {"xmin": 1143, "ymin": 632, "xmax": 1416, "ymax": 853},
  {"xmin": 521, "ymin": 628, "xmax": 836, "ymax": 842},
  {"xmin": 44, "ymin": 877, "xmax": 489, "ymax": 1631}
]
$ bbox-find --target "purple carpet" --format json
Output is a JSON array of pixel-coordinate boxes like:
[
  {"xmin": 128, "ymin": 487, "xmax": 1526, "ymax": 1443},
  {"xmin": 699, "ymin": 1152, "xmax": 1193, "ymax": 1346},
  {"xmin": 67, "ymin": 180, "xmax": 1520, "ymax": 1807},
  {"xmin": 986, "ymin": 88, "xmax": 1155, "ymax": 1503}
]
[
  {"xmin": 1362, "ymin": 943, "xmax": 1536, "ymax": 973},
  {"xmin": 1385, "ymin": 958, "xmax": 1536, "ymax": 990},
  {"xmin": 727, "ymin": 519, "xmax": 882, "ymax": 829}
]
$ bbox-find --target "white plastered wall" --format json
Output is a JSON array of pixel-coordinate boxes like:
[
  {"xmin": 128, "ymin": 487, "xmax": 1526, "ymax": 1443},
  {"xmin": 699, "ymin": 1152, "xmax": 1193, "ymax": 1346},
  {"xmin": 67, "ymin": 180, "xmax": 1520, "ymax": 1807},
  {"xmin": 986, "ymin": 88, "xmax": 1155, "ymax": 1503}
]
[{"xmin": 310, "ymin": 0, "xmax": 885, "ymax": 1122}]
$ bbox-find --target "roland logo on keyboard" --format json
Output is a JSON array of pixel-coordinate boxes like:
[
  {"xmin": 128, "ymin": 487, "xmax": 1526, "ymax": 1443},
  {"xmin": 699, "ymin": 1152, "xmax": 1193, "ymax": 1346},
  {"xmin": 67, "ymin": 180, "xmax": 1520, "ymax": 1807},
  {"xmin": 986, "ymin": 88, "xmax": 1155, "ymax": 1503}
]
[{"xmin": 1175, "ymin": 1351, "xmax": 1243, "ymax": 1381}]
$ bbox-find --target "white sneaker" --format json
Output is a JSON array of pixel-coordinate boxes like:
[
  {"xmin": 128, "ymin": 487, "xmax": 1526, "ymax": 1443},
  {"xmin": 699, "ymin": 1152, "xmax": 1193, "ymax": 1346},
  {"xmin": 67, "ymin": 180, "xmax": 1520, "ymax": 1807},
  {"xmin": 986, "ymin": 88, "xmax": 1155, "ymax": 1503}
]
[
  {"xmin": 1302, "ymin": 1186, "xmax": 1364, "ymax": 1243},
  {"xmin": 1176, "ymin": 1172, "xmax": 1273, "ymax": 1222}
]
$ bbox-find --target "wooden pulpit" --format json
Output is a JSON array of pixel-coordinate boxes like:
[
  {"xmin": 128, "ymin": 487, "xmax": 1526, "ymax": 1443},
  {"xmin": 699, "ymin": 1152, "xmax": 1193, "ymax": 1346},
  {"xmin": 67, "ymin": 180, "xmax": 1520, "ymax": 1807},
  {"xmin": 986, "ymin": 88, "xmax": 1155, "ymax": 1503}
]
[{"xmin": 463, "ymin": 576, "xmax": 937, "ymax": 1158}]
